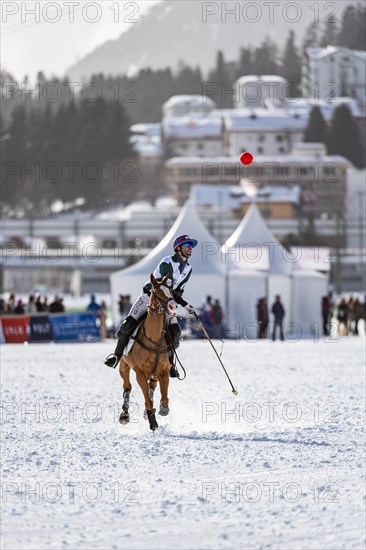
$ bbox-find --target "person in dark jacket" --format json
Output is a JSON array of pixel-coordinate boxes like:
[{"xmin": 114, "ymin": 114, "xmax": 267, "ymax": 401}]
[
  {"xmin": 14, "ymin": 299, "xmax": 25, "ymax": 314},
  {"xmin": 271, "ymin": 295, "xmax": 285, "ymax": 341},
  {"xmin": 321, "ymin": 295, "xmax": 330, "ymax": 336},
  {"xmin": 257, "ymin": 297, "xmax": 269, "ymax": 339}
]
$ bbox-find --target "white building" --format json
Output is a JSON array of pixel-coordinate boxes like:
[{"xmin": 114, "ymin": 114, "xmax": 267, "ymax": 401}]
[
  {"xmin": 233, "ymin": 75, "xmax": 288, "ymax": 109},
  {"xmin": 222, "ymin": 109, "xmax": 307, "ymax": 156},
  {"xmin": 162, "ymin": 95, "xmax": 216, "ymax": 119},
  {"xmin": 303, "ymin": 47, "xmax": 366, "ymax": 108},
  {"xmin": 162, "ymin": 116, "xmax": 223, "ymax": 157}
]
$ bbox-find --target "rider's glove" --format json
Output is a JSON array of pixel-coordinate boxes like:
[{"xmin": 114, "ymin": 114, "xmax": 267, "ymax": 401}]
[{"xmin": 185, "ymin": 304, "xmax": 195, "ymax": 314}]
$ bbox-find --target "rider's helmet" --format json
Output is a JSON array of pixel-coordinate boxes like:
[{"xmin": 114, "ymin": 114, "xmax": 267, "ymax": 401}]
[{"xmin": 173, "ymin": 234, "xmax": 198, "ymax": 251}]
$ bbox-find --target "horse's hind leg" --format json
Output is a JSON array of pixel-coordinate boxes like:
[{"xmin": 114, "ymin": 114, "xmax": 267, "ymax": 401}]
[
  {"xmin": 119, "ymin": 359, "xmax": 132, "ymax": 425},
  {"xmin": 158, "ymin": 369, "xmax": 170, "ymax": 416},
  {"xmin": 136, "ymin": 369, "xmax": 158, "ymax": 431}
]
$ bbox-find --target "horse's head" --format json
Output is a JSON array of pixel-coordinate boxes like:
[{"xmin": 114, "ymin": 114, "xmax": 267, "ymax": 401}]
[{"xmin": 149, "ymin": 274, "xmax": 177, "ymax": 318}]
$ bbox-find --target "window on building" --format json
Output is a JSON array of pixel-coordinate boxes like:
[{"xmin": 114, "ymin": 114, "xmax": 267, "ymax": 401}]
[
  {"xmin": 278, "ymin": 147, "xmax": 285, "ymax": 153},
  {"xmin": 257, "ymin": 147, "xmax": 263, "ymax": 154},
  {"xmin": 276, "ymin": 135, "xmax": 284, "ymax": 142},
  {"xmin": 258, "ymin": 135, "xmax": 265, "ymax": 142},
  {"xmin": 180, "ymin": 143, "xmax": 187, "ymax": 150},
  {"xmin": 198, "ymin": 143, "xmax": 204, "ymax": 150}
]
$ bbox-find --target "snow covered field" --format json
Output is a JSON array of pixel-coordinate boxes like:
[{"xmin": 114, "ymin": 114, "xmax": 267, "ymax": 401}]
[{"xmin": 1, "ymin": 336, "xmax": 365, "ymax": 550}]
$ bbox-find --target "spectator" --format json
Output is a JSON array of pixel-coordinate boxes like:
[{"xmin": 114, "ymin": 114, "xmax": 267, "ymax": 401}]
[
  {"xmin": 353, "ymin": 298, "xmax": 363, "ymax": 336},
  {"xmin": 99, "ymin": 301, "xmax": 108, "ymax": 339},
  {"xmin": 0, "ymin": 297, "xmax": 4, "ymax": 314},
  {"xmin": 26, "ymin": 295, "xmax": 37, "ymax": 314},
  {"xmin": 5, "ymin": 293, "xmax": 15, "ymax": 313},
  {"xmin": 43, "ymin": 296, "xmax": 49, "ymax": 312},
  {"xmin": 49, "ymin": 296, "xmax": 65, "ymax": 313},
  {"xmin": 337, "ymin": 298, "xmax": 348, "ymax": 335},
  {"xmin": 271, "ymin": 295, "xmax": 285, "ymax": 341},
  {"xmin": 211, "ymin": 299, "xmax": 223, "ymax": 338},
  {"xmin": 14, "ymin": 299, "xmax": 25, "ymax": 314},
  {"xmin": 257, "ymin": 297, "xmax": 269, "ymax": 339},
  {"xmin": 87, "ymin": 294, "xmax": 101, "ymax": 312},
  {"xmin": 35, "ymin": 295, "xmax": 44, "ymax": 312},
  {"xmin": 321, "ymin": 295, "xmax": 330, "ymax": 336},
  {"xmin": 347, "ymin": 296, "xmax": 355, "ymax": 335},
  {"xmin": 123, "ymin": 295, "xmax": 132, "ymax": 314},
  {"xmin": 118, "ymin": 295, "xmax": 125, "ymax": 317}
]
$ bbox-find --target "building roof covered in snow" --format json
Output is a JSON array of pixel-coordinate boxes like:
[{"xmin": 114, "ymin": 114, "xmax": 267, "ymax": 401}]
[
  {"xmin": 223, "ymin": 109, "xmax": 307, "ymax": 131},
  {"xmin": 130, "ymin": 123, "xmax": 161, "ymax": 137},
  {"xmin": 235, "ymin": 75, "xmax": 287, "ymax": 85},
  {"xmin": 163, "ymin": 95, "xmax": 216, "ymax": 109},
  {"xmin": 306, "ymin": 46, "xmax": 366, "ymax": 61},
  {"xmin": 162, "ymin": 117, "xmax": 223, "ymax": 139}
]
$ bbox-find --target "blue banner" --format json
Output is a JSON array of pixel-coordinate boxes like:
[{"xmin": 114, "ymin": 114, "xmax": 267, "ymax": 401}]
[{"xmin": 49, "ymin": 313, "xmax": 100, "ymax": 343}]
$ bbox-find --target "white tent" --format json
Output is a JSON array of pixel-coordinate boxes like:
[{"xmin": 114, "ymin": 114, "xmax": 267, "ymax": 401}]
[
  {"xmin": 110, "ymin": 202, "xmax": 225, "ymax": 321},
  {"xmin": 223, "ymin": 204, "xmax": 328, "ymax": 337},
  {"xmin": 223, "ymin": 204, "xmax": 293, "ymax": 335}
]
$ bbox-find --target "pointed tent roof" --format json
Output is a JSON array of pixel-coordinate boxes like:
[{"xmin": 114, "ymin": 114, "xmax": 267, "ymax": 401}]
[
  {"xmin": 113, "ymin": 201, "xmax": 224, "ymax": 277},
  {"xmin": 224, "ymin": 203, "xmax": 292, "ymax": 275}
]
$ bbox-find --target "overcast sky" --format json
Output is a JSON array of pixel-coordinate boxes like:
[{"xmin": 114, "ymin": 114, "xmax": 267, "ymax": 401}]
[{"xmin": 2, "ymin": 1, "xmax": 161, "ymax": 82}]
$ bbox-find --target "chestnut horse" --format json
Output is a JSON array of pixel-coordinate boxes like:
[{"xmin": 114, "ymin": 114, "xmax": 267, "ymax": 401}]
[{"xmin": 118, "ymin": 274, "xmax": 177, "ymax": 431}]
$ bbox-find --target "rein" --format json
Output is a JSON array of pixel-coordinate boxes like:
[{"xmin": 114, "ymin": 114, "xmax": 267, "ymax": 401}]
[{"xmin": 133, "ymin": 285, "xmax": 173, "ymax": 377}]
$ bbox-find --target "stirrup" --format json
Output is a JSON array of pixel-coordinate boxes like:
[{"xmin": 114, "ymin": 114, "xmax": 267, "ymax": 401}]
[
  {"xmin": 104, "ymin": 354, "xmax": 120, "ymax": 369},
  {"xmin": 169, "ymin": 364, "xmax": 179, "ymax": 378}
]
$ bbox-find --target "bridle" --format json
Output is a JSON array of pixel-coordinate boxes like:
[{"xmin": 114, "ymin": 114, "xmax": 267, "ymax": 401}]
[
  {"xmin": 134, "ymin": 283, "xmax": 176, "ymax": 378},
  {"xmin": 148, "ymin": 285, "xmax": 176, "ymax": 317}
]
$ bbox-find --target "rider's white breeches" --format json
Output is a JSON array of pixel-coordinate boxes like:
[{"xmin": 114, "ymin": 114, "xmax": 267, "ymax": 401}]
[{"xmin": 128, "ymin": 292, "xmax": 178, "ymax": 324}]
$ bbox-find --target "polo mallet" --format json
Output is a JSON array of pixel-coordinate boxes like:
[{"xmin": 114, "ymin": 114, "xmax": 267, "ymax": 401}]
[{"xmin": 193, "ymin": 311, "xmax": 238, "ymax": 396}]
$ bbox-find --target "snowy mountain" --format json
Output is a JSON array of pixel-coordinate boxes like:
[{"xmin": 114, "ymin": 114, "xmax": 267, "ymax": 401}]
[{"xmin": 67, "ymin": 0, "xmax": 358, "ymax": 81}]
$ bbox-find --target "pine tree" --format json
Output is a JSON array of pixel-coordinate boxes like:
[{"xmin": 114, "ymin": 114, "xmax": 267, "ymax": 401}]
[
  {"xmin": 207, "ymin": 51, "xmax": 230, "ymax": 107},
  {"xmin": 327, "ymin": 104, "xmax": 364, "ymax": 168},
  {"xmin": 338, "ymin": 5, "xmax": 366, "ymax": 50},
  {"xmin": 1, "ymin": 105, "xmax": 28, "ymax": 207},
  {"xmin": 236, "ymin": 47, "xmax": 253, "ymax": 79},
  {"xmin": 303, "ymin": 106, "xmax": 328, "ymax": 144},
  {"xmin": 320, "ymin": 16, "xmax": 339, "ymax": 47},
  {"xmin": 282, "ymin": 30, "xmax": 302, "ymax": 97},
  {"xmin": 302, "ymin": 21, "xmax": 320, "ymax": 53},
  {"xmin": 254, "ymin": 38, "xmax": 281, "ymax": 75}
]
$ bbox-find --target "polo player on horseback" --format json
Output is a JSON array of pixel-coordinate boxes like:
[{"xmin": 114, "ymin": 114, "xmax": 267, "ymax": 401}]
[{"xmin": 104, "ymin": 234, "xmax": 198, "ymax": 376}]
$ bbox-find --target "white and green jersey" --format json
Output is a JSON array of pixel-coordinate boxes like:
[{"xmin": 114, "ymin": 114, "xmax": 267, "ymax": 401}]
[{"xmin": 143, "ymin": 254, "xmax": 192, "ymax": 306}]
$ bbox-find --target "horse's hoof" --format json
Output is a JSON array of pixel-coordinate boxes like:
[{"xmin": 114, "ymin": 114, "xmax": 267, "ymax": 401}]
[
  {"xmin": 119, "ymin": 412, "xmax": 130, "ymax": 424},
  {"xmin": 147, "ymin": 409, "xmax": 158, "ymax": 431},
  {"xmin": 159, "ymin": 406, "xmax": 170, "ymax": 416}
]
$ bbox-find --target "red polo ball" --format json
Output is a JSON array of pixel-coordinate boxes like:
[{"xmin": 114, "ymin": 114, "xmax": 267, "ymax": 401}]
[{"xmin": 240, "ymin": 152, "xmax": 254, "ymax": 165}]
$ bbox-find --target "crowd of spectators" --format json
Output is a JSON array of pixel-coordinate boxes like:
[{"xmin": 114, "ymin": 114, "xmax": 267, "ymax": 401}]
[
  {"xmin": 0, "ymin": 293, "xmax": 65, "ymax": 315},
  {"xmin": 322, "ymin": 294, "xmax": 366, "ymax": 336}
]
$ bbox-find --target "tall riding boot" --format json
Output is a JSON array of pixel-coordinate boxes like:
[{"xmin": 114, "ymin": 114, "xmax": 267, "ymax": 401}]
[
  {"xmin": 168, "ymin": 323, "xmax": 181, "ymax": 348},
  {"xmin": 168, "ymin": 323, "xmax": 181, "ymax": 378},
  {"xmin": 104, "ymin": 316, "xmax": 138, "ymax": 368}
]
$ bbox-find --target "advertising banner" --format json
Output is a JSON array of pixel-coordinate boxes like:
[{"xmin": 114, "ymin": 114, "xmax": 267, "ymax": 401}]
[
  {"xmin": 49, "ymin": 313, "xmax": 100, "ymax": 342},
  {"xmin": 1, "ymin": 316, "xmax": 30, "ymax": 343},
  {"xmin": 29, "ymin": 315, "xmax": 53, "ymax": 343}
]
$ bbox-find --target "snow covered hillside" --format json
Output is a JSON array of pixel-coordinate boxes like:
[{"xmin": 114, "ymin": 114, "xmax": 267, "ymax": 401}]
[{"xmin": 1, "ymin": 337, "xmax": 365, "ymax": 549}]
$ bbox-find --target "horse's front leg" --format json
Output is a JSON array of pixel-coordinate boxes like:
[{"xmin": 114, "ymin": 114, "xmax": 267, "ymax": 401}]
[
  {"xmin": 119, "ymin": 359, "xmax": 132, "ymax": 425},
  {"xmin": 143, "ymin": 376, "xmax": 158, "ymax": 420},
  {"xmin": 158, "ymin": 367, "xmax": 170, "ymax": 416},
  {"xmin": 136, "ymin": 369, "xmax": 158, "ymax": 431}
]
